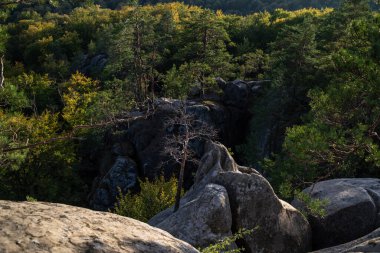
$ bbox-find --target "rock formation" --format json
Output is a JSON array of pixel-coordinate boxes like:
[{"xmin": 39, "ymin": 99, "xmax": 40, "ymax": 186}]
[
  {"xmin": 149, "ymin": 141, "xmax": 311, "ymax": 253},
  {"xmin": 0, "ymin": 200, "xmax": 199, "ymax": 253},
  {"xmin": 292, "ymin": 178, "xmax": 380, "ymax": 249},
  {"xmin": 89, "ymin": 80, "xmax": 254, "ymax": 211},
  {"xmin": 312, "ymin": 227, "xmax": 380, "ymax": 253}
]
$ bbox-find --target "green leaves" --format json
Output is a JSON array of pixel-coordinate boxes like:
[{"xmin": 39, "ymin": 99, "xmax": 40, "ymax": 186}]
[
  {"xmin": 200, "ymin": 228, "xmax": 254, "ymax": 253},
  {"xmin": 113, "ymin": 176, "xmax": 179, "ymax": 222}
]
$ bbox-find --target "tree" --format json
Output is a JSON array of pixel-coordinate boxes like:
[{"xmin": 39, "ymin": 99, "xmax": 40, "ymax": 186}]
[
  {"xmin": 164, "ymin": 102, "xmax": 217, "ymax": 212},
  {"xmin": 107, "ymin": 7, "xmax": 162, "ymax": 101},
  {"xmin": 241, "ymin": 16, "xmax": 320, "ymax": 167},
  {"xmin": 174, "ymin": 9, "xmax": 233, "ymax": 96},
  {"xmin": 0, "ymin": 8, "xmax": 9, "ymax": 89},
  {"xmin": 260, "ymin": 2, "xmax": 380, "ymax": 196},
  {"xmin": 233, "ymin": 49, "xmax": 269, "ymax": 80},
  {"xmin": 0, "ymin": 55, "xmax": 4, "ymax": 89},
  {"xmin": 163, "ymin": 62, "xmax": 212, "ymax": 99}
]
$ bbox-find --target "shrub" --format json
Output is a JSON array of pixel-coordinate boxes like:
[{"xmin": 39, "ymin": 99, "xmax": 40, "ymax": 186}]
[
  {"xmin": 200, "ymin": 228, "xmax": 254, "ymax": 253},
  {"xmin": 113, "ymin": 176, "xmax": 179, "ymax": 222}
]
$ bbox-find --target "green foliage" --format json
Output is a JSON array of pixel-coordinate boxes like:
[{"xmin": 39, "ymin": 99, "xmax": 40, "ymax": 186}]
[
  {"xmin": 26, "ymin": 195, "xmax": 37, "ymax": 202},
  {"xmin": 233, "ymin": 50, "xmax": 269, "ymax": 79},
  {"xmin": 1, "ymin": 0, "xmax": 379, "ymax": 208},
  {"xmin": 294, "ymin": 190, "xmax": 328, "ymax": 218},
  {"xmin": 0, "ymin": 25, "xmax": 8, "ymax": 54},
  {"xmin": 0, "ymin": 84, "xmax": 30, "ymax": 111},
  {"xmin": 113, "ymin": 176, "xmax": 179, "ymax": 222},
  {"xmin": 200, "ymin": 228, "xmax": 254, "ymax": 253},
  {"xmin": 239, "ymin": 0, "xmax": 380, "ymax": 201}
]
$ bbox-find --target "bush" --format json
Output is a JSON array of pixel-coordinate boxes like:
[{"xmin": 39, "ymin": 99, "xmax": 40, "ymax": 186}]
[
  {"xmin": 113, "ymin": 176, "xmax": 179, "ymax": 222},
  {"xmin": 200, "ymin": 228, "xmax": 254, "ymax": 253}
]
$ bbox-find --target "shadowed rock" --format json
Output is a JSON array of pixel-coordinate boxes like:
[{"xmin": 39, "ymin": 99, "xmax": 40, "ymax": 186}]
[
  {"xmin": 311, "ymin": 227, "xmax": 380, "ymax": 253},
  {"xmin": 89, "ymin": 96, "xmax": 251, "ymax": 211},
  {"xmin": 292, "ymin": 178, "xmax": 380, "ymax": 249}
]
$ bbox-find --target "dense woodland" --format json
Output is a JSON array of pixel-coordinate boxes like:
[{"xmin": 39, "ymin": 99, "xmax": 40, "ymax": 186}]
[{"xmin": 0, "ymin": 0, "xmax": 379, "ymax": 207}]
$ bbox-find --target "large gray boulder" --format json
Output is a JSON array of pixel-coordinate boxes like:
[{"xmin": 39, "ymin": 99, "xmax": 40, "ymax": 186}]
[
  {"xmin": 0, "ymin": 200, "xmax": 199, "ymax": 253},
  {"xmin": 150, "ymin": 141, "xmax": 311, "ymax": 253},
  {"xmin": 213, "ymin": 172, "xmax": 311, "ymax": 253},
  {"xmin": 312, "ymin": 227, "xmax": 380, "ymax": 253},
  {"xmin": 292, "ymin": 178, "xmax": 380, "ymax": 249},
  {"xmin": 149, "ymin": 184, "xmax": 234, "ymax": 248}
]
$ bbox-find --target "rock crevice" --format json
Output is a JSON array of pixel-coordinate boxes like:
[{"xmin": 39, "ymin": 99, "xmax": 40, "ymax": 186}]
[{"xmin": 149, "ymin": 141, "xmax": 311, "ymax": 253}]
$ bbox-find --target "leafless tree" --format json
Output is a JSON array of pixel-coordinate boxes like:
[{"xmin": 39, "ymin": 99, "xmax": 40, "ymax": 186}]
[
  {"xmin": 163, "ymin": 101, "xmax": 217, "ymax": 212},
  {"xmin": 0, "ymin": 55, "xmax": 4, "ymax": 89}
]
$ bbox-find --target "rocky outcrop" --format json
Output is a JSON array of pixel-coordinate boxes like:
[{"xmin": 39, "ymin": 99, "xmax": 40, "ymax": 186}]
[
  {"xmin": 0, "ymin": 200, "xmax": 199, "ymax": 253},
  {"xmin": 76, "ymin": 53, "xmax": 108, "ymax": 76},
  {"xmin": 88, "ymin": 137, "xmax": 139, "ymax": 210},
  {"xmin": 216, "ymin": 78, "xmax": 267, "ymax": 109},
  {"xmin": 89, "ymin": 155, "xmax": 138, "ymax": 210},
  {"xmin": 149, "ymin": 141, "xmax": 311, "ymax": 253},
  {"xmin": 292, "ymin": 178, "xmax": 380, "ymax": 250},
  {"xmin": 89, "ymin": 82, "xmax": 254, "ymax": 210},
  {"xmin": 149, "ymin": 184, "xmax": 234, "ymax": 248},
  {"xmin": 312, "ymin": 228, "xmax": 380, "ymax": 253}
]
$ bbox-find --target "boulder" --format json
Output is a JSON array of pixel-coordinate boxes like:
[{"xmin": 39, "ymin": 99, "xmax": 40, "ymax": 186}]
[
  {"xmin": 76, "ymin": 54, "xmax": 108, "ymax": 76},
  {"xmin": 292, "ymin": 178, "xmax": 380, "ymax": 249},
  {"xmin": 149, "ymin": 141, "xmax": 311, "ymax": 253},
  {"xmin": 89, "ymin": 155, "xmax": 138, "ymax": 210},
  {"xmin": 213, "ymin": 172, "xmax": 311, "ymax": 253},
  {"xmin": 312, "ymin": 227, "xmax": 380, "ymax": 253},
  {"xmin": 0, "ymin": 200, "xmax": 199, "ymax": 253},
  {"xmin": 222, "ymin": 80, "xmax": 250, "ymax": 108},
  {"xmin": 149, "ymin": 184, "xmax": 234, "ymax": 248}
]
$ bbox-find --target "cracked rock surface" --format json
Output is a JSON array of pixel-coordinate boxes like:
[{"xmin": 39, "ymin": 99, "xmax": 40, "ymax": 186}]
[
  {"xmin": 149, "ymin": 141, "xmax": 311, "ymax": 253},
  {"xmin": 292, "ymin": 178, "xmax": 380, "ymax": 250},
  {"xmin": 0, "ymin": 201, "xmax": 199, "ymax": 253}
]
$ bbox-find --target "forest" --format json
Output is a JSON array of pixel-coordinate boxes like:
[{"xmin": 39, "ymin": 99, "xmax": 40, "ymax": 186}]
[{"xmin": 0, "ymin": 0, "xmax": 379, "ymax": 210}]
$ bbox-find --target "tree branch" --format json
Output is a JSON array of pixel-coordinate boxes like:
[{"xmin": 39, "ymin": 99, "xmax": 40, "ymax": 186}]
[
  {"xmin": 1, "ymin": 110, "xmax": 153, "ymax": 154},
  {"xmin": 0, "ymin": 55, "xmax": 4, "ymax": 89}
]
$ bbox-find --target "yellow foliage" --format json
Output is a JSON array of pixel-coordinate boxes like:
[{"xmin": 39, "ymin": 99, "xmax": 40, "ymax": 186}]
[{"xmin": 113, "ymin": 176, "xmax": 179, "ymax": 222}]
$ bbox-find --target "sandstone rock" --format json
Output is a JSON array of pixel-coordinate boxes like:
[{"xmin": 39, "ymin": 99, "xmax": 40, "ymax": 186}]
[
  {"xmin": 213, "ymin": 172, "xmax": 311, "ymax": 253},
  {"xmin": 149, "ymin": 184, "xmax": 233, "ymax": 248},
  {"xmin": 292, "ymin": 178, "xmax": 380, "ymax": 249},
  {"xmin": 312, "ymin": 227, "xmax": 380, "ymax": 253},
  {"xmin": 0, "ymin": 200, "xmax": 199, "ymax": 253},
  {"xmin": 150, "ymin": 141, "xmax": 311, "ymax": 253},
  {"xmin": 77, "ymin": 54, "xmax": 108, "ymax": 76},
  {"xmin": 222, "ymin": 80, "xmax": 250, "ymax": 108},
  {"xmin": 90, "ymin": 155, "xmax": 138, "ymax": 211},
  {"xmin": 89, "ymin": 96, "xmax": 252, "ymax": 210}
]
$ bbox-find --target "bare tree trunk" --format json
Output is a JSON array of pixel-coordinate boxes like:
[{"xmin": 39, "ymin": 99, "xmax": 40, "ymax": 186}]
[
  {"xmin": 0, "ymin": 55, "xmax": 4, "ymax": 89},
  {"xmin": 174, "ymin": 145, "xmax": 187, "ymax": 212},
  {"xmin": 150, "ymin": 47, "xmax": 157, "ymax": 101}
]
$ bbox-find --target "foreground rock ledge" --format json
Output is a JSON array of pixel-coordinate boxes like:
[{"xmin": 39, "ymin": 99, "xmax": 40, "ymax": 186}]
[{"xmin": 0, "ymin": 201, "xmax": 199, "ymax": 253}]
